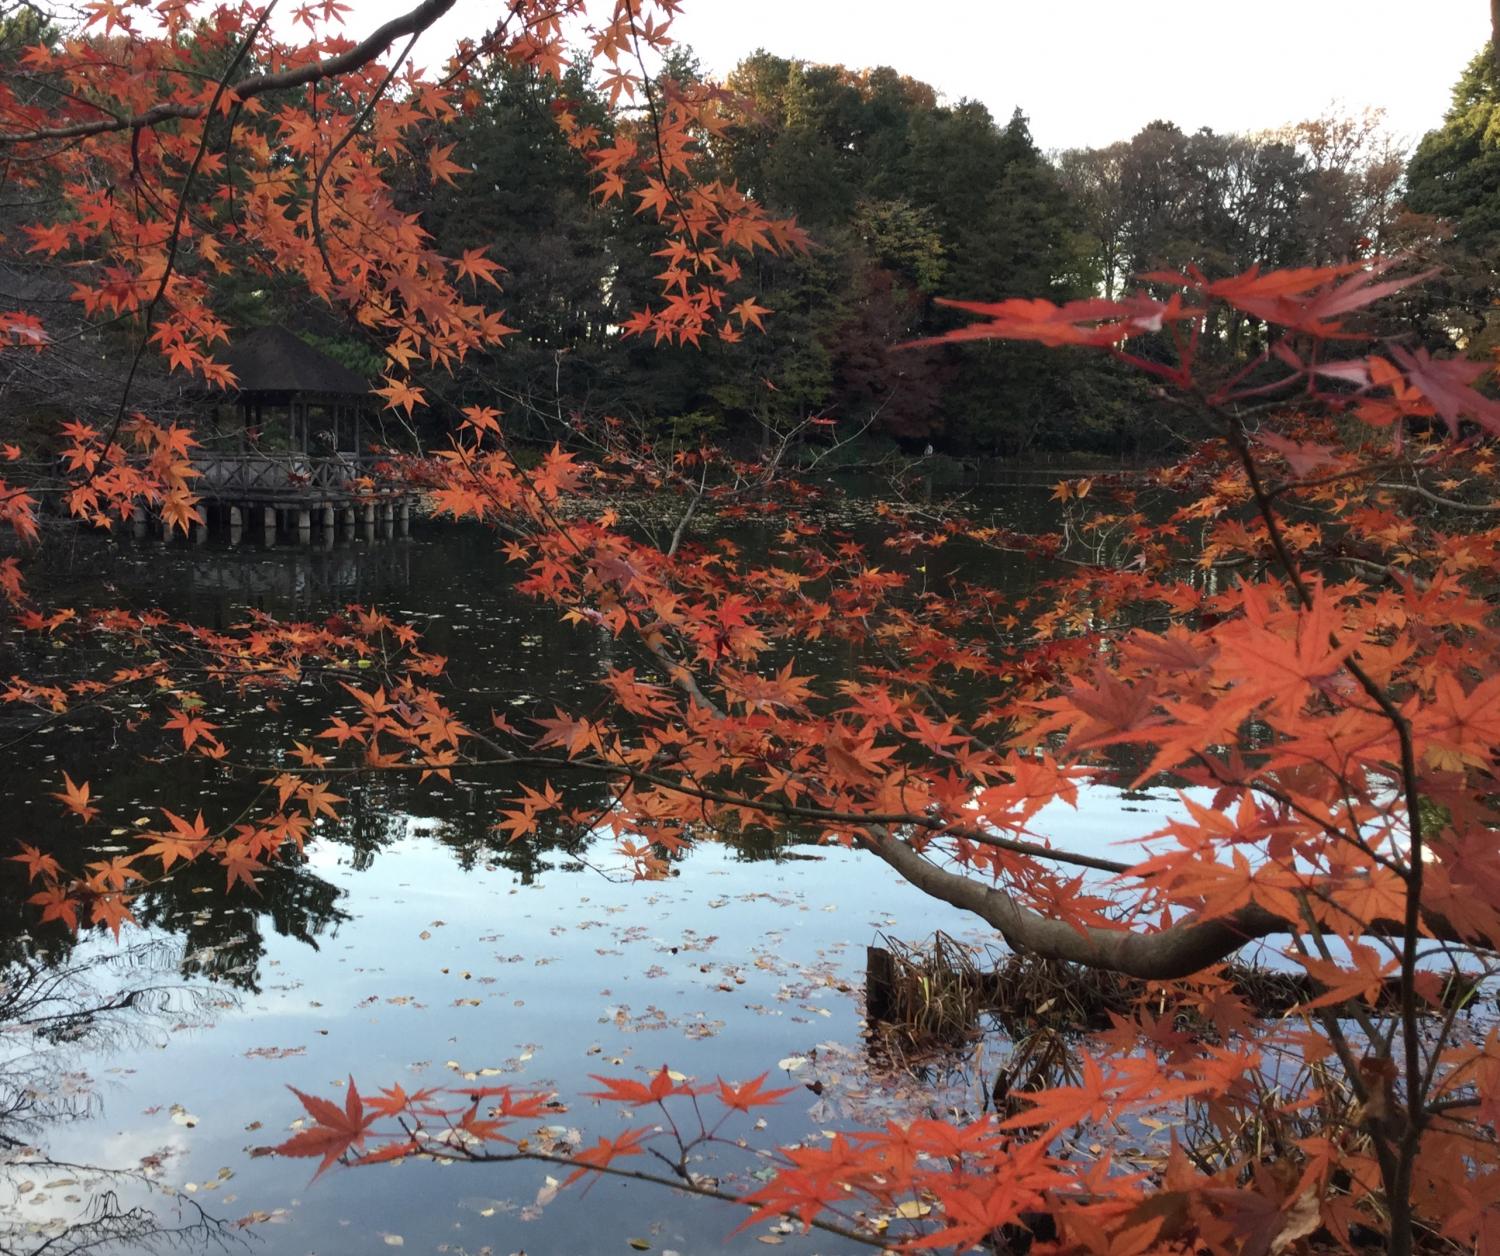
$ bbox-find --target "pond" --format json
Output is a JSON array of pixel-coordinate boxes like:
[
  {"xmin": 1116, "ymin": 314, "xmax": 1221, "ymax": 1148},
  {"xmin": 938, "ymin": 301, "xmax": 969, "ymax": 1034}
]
[{"xmin": 0, "ymin": 500, "xmax": 1212, "ymax": 1256}]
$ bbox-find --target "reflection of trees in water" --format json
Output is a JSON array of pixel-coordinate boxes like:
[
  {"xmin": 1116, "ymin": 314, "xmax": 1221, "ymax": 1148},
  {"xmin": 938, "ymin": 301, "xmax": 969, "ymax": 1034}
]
[
  {"xmin": 0, "ymin": 942, "xmax": 242, "ymax": 1256},
  {"xmin": 130, "ymin": 859, "xmax": 350, "ymax": 995},
  {"xmin": 0, "ymin": 521, "xmax": 888, "ymax": 1005}
]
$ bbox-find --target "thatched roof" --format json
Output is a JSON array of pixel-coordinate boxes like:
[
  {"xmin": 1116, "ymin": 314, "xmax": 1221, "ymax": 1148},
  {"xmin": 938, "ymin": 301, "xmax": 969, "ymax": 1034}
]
[{"xmin": 224, "ymin": 326, "xmax": 370, "ymax": 396}]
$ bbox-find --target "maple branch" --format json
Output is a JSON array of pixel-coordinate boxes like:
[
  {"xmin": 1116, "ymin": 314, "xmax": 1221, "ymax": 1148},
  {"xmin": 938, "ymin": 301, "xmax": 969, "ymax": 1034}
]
[
  {"xmin": 1375, "ymin": 478, "xmax": 1500, "ymax": 514},
  {"xmin": 1226, "ymin": 410, "xmax": 1431, "ymax": 1255},
  {"xmin": 0, "ymin": 0, "xmax": 459, "ymax": 145},
  {"xmin": 85, "ymin": 1, "xmax": 273, "ymax": 477},
  {"xmin": 309, "ymin": 29, "xmax": 422, "ymax": 287},
  {"xmin": 855, "ymin": 826, "xmax": 1455, "ymax": 980},
  {"xmin": 858, "ymin": 826, "xmax": 1281, "ymax": 978},
  {"xmin": 364, "ymin": 1141, "xmax": 886, "ymax": 1248}
]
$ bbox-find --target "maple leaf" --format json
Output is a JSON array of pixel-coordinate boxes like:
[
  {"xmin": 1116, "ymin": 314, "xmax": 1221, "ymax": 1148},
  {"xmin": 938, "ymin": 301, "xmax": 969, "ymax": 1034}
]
[
  {"xmin": 561, "ymin": 1128, "xmax": 650, "ymax": 1186},
  {"xmin": 533, "ymin": 708, "xmax": 602, "ymax": 758},
  {"xmin": 1387, "ymin": 344, "xmax": 1500, "ymax": 437},
  {"xmin": 1295, "ymin": 944, "xmax": 1399, "ymax": 1010},
  {"xmin": 731, "ymin": 297, "xmax": 771, "ymax": 331},
  {"xmin": 906, "ymin": 295, "xmax": 1175, "ymax": 350},
  {"xmin": 90, "ymin": 892, "xmax": 136, "ymax": 940},
  {"xmin": 459, "ymin": 405, "xmax": 502, "ymax": 436},
  {"xmin": 11, "ymin": 843, "xmax": 62, "ymax": 883},
  {"xmin": 297, "ymin": 781, "xmax": 345, "ymax": 821},
  {"xmin": 1257, "ymin": 431, "xmax": 1339, "ymax": 478},
  {"xmin": 426, "ymin": 143, "xmax": 467, "ymax": 186},
  {"xmin": 29, "ymin": 885, "xmax": 80, "ymax": 932},
  {"xmin": 716, "ymin": 1073, "xmax": 795, "ymax": 1112},
  {"xmin": 23, "ymin": 222, "xmax": 72, "ymax": 256},
  {"xmin": 275, "ymin": 1077, "xmax": 375, "ymax": 1179},
  {"xmin": 164, "ymin": 708, "xmax": 218, "ymax": 750},
  {"xmin": 52, "ymin": 772, "xmax": 99, "ymax": 822},
  {"xmin": 634, "ymin": 178, "xmax": 672, "ymax": 217},
  {"xmin": 221, "ymin": 839, "xmax": 266, "ymax": 892},
  {"xmin": 1204, "ymin": 260, "xmax": 1431, "ymax": 336},
  {"xmin": 373, "ymin": 377, "xmax": 426, "ymax": 415},
  {"xmin": 586, "ymin": 1066, "xmax": 693, "ymax": 1106},
  {"xmin": 454, "ymin": 248, "xmax": 504, "ymax": 288}
]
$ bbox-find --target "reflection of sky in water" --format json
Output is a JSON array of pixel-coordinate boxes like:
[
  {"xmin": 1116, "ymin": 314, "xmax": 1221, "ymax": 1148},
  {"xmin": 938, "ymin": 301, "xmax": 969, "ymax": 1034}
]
[{"xmin": 28, "ymin": 784, "xmax": 1229, "ymax": 1255}]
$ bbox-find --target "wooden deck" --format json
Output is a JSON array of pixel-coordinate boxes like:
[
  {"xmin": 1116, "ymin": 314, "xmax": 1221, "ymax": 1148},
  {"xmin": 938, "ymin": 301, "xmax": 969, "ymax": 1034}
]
[{"xmin": 174, "ymin": 451, "xmax": 417, "ymax": 540}]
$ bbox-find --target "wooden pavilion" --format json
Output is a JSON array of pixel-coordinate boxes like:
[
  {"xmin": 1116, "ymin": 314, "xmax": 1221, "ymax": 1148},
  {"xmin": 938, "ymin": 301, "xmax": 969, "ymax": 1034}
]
[{"xmin": 192, "ymin": 326, "xmax": 411, "ymax": 538}]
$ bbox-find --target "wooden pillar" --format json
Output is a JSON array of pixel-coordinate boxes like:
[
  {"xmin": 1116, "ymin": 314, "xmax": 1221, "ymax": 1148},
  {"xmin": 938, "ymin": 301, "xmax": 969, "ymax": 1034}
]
[
  {"xmin": 321, "ymin": 503, "xmax": 335, "ymax": 532},
  {"xmin": 296, "ymin": 508, "xmax": 312, "ymax": 541},
  {"xmin": 397, "ymin": 500, "xmax": 410, "ymax": 536},
  {"xmin": 341, "ymin": 505, "xmax": 355, "ymax": 534},
  {"xmin": 262, "ymin": 505, "xmax": 275, "ymax": 537}
]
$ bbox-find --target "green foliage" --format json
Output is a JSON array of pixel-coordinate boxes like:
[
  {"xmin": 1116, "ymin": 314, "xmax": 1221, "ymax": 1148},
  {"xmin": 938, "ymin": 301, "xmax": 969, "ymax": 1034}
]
[
  {"xmin": 1404, "ymin": 43, "xmax": 1500, "ymax": 352},
  {"xmin": 299, "ymin": 333, "xmax": 383, "ymax": 381}
]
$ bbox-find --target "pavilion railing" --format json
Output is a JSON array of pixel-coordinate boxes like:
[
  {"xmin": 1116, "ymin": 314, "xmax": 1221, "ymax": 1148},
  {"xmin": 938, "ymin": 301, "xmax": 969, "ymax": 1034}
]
[{"xmin": 192, "ymin": 451, "xmax": 399, "ymax": 499}]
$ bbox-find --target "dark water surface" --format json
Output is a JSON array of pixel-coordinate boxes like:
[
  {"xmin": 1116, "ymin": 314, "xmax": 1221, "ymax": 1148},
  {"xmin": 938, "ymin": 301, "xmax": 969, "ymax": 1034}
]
[{"xmin": 0, "ymin": 507, "xmax": 1198, "ymax": 1255}]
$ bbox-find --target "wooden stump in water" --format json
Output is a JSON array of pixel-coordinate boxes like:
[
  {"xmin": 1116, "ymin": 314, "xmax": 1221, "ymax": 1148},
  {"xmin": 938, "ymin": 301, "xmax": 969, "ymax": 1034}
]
[{"xmin": 865, "ymin": 944, "xmax": 898, "ymax": 1023}]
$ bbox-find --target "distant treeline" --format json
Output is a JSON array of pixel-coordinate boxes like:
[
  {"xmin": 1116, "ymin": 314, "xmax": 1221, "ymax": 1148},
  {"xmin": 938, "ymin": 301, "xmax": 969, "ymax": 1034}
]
[{"xmin": 248, "ymin": 43, "xmax": 1500, "ymax": 460}]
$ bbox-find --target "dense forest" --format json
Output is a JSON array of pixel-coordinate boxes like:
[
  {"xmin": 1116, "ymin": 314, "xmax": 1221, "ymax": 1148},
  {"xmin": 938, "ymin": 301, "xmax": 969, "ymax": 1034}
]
[
  {"xmin": 391, "ymin": 42, "xmax": 1499, "ymax": 458},
  {"xmin": 5, "ymin": 22, "xmax": 1499, "ymax": 460}
]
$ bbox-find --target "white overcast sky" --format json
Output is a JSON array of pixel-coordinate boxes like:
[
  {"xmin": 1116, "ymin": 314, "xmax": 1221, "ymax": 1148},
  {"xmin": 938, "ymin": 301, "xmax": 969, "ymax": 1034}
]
[{"xmin": 358, "ymin": 0, "xmax": 1492, "ymax": 150}]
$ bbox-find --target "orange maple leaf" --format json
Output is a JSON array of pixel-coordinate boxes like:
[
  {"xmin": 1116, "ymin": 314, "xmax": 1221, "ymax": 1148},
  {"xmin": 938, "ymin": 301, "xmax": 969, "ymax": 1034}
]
[{"xmin": 53, "ymin": 772, "xmax": 99, "ymax": 822}]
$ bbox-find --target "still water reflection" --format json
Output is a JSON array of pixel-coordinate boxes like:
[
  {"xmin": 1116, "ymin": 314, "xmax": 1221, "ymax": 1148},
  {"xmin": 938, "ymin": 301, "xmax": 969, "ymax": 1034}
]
[{"xmin": 1, "ymin": 512, "xmax": 1201, "ymax": 1254}]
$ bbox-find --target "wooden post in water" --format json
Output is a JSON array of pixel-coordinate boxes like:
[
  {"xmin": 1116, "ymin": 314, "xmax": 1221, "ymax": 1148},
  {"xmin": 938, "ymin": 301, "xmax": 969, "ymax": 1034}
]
[
  {"xmin": 261, "ymin": 505, "xmax": 275, "ymax": 541},
  {"xmin": 296, "ymin": 508, "xmax": 312, "ymax": 542},
  {"xmin": 321, "ymin": 503, "xmax": 335, "ymax": 533},
  {"xmin": 865, "ymin": 944, "xmax": 897, "ymax": 1025}
]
